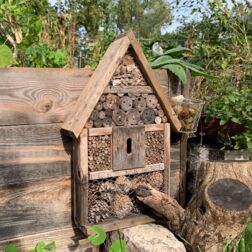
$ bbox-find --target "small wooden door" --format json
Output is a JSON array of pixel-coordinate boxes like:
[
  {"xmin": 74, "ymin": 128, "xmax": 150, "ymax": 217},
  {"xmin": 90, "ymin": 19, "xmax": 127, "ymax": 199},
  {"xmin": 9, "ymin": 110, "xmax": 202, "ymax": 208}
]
[{"xmin": 112, "ymin": 126, "xmax": 145, "ymax": 171}]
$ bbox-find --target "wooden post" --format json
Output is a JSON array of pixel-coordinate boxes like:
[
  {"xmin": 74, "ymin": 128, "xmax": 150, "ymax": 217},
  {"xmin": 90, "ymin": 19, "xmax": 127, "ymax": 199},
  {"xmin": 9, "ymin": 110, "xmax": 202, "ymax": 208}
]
[
  {"xmin": 179, "ymin": 70, "xmax": 191, "ymax": 206},
  {"xmin": 164, "ymin": 123, "xmax": 170, "ymax": 195},
  {"xmin": 74, "ymin": 128, "xmax": 89, "ymax": 226}
]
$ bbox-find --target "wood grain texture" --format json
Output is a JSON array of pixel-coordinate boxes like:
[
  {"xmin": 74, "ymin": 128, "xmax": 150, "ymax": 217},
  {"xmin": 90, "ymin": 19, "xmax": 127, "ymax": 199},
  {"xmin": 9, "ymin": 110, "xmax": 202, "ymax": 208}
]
[
  {"xmin": 112, "ymin": 126, "xmax": 145, "ymax": 171},
  {"xmin": 85, "ymin": 215, "xmax": 155, "ymax": 234},
  {"xmin": 0, "ymin": 176, "xmax": 72, "ymax": 240},
  {"xmin": 0, "ymin": 67, "xmax": 93, "ymax": 126},
  {"xmin": 0, "ymin": 124, "xmax": 72, "ymax": 186},
  {"xmin": 62, "ymin": 36, "xmax": 131, "ymax": 138},
  {"xmin": 127, "ymin": 31, "xmax": 181, "ymax": 132},
  {"xmin": 74, "ymin": 129, "xmax": 89, "ymax": 226},
  {"xmin": 0, "ymin": 123, "xmax": 71, "ymax": 146},
  {"xmin": 0, "ymin": 227, "xmax": 85, "ymax": 252},
  {"xmin": 104, "ymin": 85, "xmax": 153, "ymax": 94},
  {"xmin": 164, "ymin": 123, "xmax": 171, "ymax": 195},
  {"xmin": 89, "ymin": 163, "xmax": 164, "ymax": 180}
]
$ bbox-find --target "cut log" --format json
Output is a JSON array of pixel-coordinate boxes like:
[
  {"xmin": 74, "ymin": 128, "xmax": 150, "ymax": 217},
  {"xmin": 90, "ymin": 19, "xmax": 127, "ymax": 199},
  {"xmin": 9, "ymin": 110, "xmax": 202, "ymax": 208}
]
[
  {"xmin": 120, "ymin": 96, "xmax": 133, "ymax": 111},
  {"xmin": 136, "ymin": 161, "xmax": 252, "ymax": 252},
  {"xmin": 94, "ymin": 119, "xmax": 103, "ymax": 128},
  {"xmin": 127, "ymin": 109, "xmax": 141, "ymax": 125},
  {"xmin": 146, "ymin": 95, "xmax": 158, "ymax": 109},
  {"xmin": 105, "ymin": 94, "xmax": 119, "ymax": 110},
  {"xmin": 142, "ymin": 108, "xmax": 155, "ymax": 124},
  {"xmin": 103, "ymin": 117, "xmax": 113, "ymax": 127},
  {"xmin": 112, "ymin": 109, "xmax": 127, "ymax": 126},
  {"xmin": 134, "ymin": 97, "xmax": 146, "ymax": 112},
  {"xmin": 98, "ymin": 111, "xmax": 106, "ymax": 120}
]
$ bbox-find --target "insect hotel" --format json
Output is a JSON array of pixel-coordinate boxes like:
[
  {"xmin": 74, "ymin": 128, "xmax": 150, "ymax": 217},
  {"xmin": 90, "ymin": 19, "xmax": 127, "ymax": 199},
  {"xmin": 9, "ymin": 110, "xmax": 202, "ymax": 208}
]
[{"xmin": 62, "ymin": 31, "xmax": 181, "ymax": 232}]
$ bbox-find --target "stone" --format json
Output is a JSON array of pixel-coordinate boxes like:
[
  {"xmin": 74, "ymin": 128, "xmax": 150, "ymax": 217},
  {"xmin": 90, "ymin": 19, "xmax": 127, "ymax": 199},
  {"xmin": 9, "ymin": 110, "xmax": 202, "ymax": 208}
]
[{"xmin": 108, "ymin": 223, "xmax": 186, "ymax": 252}]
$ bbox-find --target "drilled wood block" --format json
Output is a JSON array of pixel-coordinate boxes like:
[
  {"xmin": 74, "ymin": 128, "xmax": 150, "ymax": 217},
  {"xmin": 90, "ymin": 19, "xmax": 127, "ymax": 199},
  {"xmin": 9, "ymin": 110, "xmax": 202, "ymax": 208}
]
[
  {"xmin": 145, "ymin": 131, "xmax": 164, "ymax": 165},
  {"xmin": 88, "ymin": 135, "xmax": 112, "ymax": 171}
]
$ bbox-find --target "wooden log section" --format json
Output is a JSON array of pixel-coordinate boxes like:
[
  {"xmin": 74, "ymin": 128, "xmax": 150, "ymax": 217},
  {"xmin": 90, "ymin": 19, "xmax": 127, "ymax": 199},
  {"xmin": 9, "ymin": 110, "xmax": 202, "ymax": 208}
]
[{"xmin": 136, "ymin": 161, "xmax": 252, "ymax": 252}]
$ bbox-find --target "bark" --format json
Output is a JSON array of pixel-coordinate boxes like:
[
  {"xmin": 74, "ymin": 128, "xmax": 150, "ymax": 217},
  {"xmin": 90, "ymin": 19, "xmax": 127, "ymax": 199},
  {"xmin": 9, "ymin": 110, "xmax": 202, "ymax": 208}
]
[{"xmin": 136, "ymin": 161, "xmax": 252, "ymax": 252}]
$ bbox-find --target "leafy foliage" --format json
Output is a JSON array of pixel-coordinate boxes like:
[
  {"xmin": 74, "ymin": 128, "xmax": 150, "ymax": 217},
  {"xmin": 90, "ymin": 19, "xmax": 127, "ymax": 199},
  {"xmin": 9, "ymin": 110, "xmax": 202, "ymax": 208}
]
[
  {"xmin": 109, "ymin": 240, "xmax": 126, "ymax": 252},
  {"xmin": 224, "ymin": 216, "xmax": 252, "ymax": 252},
  {"xmin": 5, "ymin": 241, "xmax": 56, "ymax": 252},
  {"xmin": 5, "ymin": 244, "xmax": 20, "ymax": 252},
  {"xmin": 88, "ymin": 225, "xmax": 107, "ymax": 246},
  {"xmin": 88, "ymin": 225, "xmax": 126, "ymax": 252},
  {"xmin": 0, "ymin": 44, "xmax": 16, "ymax": 67},
  {"xmin": 150, "ymin": 46, "xmax": 209, "ymax": 84}
]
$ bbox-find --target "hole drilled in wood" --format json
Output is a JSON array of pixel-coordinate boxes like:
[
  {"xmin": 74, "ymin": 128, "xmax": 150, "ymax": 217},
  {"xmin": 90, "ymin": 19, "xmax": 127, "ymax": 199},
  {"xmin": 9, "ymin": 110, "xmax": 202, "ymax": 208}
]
[
  {"xmin": 145, "ymin": 131, "xmax": 164, "ymax": 164},
  {"xmin": 127, "ymin": 138, "xmax": 132, "ymax": 154}
]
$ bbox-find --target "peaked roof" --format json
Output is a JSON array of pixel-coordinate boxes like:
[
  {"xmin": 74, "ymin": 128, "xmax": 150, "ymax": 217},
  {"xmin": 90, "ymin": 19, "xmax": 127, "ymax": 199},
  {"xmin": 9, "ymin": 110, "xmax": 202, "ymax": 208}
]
[{"xmin": 61, "ymin": 31, "xmax": 181, "ymax": 138}]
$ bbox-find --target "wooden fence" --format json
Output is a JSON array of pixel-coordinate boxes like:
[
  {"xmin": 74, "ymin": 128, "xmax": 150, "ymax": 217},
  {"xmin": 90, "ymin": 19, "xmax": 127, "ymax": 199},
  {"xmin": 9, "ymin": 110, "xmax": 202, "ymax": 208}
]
[{"xmin": 0, "ymin": 67, "xmax": 180, "ymax": 251}]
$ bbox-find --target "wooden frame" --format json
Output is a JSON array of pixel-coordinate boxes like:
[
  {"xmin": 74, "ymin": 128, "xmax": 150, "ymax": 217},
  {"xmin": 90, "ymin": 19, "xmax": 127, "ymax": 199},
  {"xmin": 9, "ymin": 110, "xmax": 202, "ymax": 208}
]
[
  {"xmin": 62, "ymin": 31, "xmax": 181, "ymax": 138},
  {"xmin": 73, "ymin": 123, "xmax": 170, "ymax": 232}
]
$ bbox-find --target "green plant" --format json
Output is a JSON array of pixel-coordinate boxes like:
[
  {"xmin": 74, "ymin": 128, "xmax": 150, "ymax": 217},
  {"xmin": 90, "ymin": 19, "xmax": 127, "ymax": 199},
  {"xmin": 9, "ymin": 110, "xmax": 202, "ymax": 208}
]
[
  {"xmin": 150, "ymin": 46, "xmax": 210, "ymax": 84},
  {"xmin": 0, "ymin": 44, "xmax": 16, "ymax": 67},
  {"xmin": 88, "ymin": 225, "xmax": 126, "ymax": 252},
  {"xmin": 224, "ymin": 216, "xmax": 252, "ymax": 252},
  {"xmin": 5, "ymin": 241, "xmax": 56, "ymax": 252},
  {"xmin": 205, "ymin": 86, "xmax": 252, "ymax": 155}
]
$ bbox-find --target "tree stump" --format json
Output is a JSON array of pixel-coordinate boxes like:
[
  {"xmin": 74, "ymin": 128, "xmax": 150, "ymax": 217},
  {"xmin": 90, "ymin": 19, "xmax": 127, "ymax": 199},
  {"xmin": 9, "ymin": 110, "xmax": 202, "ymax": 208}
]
[{"xmin": 136, "ymin": 161, "xmax": 252, "ymax": 252}]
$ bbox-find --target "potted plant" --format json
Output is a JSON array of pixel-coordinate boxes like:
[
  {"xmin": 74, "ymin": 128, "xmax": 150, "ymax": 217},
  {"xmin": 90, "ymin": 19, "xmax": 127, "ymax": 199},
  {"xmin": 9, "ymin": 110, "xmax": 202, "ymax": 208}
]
[{"xmin": 203, "ymin": 86, "xmax": 252, "ymax": 160}]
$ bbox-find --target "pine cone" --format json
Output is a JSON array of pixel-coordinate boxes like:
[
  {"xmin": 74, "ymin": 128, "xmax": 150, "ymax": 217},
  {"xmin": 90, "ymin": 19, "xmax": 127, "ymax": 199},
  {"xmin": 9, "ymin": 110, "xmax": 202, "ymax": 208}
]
[
  {"xmin": 115, "ymin": 176, "xmax": 132, "ymax": 193},
  {"xmin": 111, "ymin": 195, "xmax": 133, "ymax": 219},
  {"xmin": 89, "ymin": 200, "xmax": 111, "ymax": 223}
]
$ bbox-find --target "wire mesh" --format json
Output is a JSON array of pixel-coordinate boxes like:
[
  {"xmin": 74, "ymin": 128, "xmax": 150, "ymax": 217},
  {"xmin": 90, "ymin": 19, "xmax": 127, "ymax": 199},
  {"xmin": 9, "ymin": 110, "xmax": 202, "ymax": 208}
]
[{"xmin": 88, "ymin": 171, "xmax": 164, "ymax": 224}]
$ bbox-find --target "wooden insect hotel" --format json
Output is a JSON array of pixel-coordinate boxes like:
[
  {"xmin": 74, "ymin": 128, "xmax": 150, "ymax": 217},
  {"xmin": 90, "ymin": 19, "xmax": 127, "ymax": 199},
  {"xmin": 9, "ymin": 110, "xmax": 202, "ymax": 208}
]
[{"xmin": 62, "ymin": 31, "xmax": 182, "ymax": 232}]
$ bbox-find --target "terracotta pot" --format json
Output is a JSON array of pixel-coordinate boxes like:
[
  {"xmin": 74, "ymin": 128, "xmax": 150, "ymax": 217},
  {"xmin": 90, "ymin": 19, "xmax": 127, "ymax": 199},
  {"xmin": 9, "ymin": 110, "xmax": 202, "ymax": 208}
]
[{"xmin": 198, "ymin": 116, "xmax": 245, "ymax": 142}]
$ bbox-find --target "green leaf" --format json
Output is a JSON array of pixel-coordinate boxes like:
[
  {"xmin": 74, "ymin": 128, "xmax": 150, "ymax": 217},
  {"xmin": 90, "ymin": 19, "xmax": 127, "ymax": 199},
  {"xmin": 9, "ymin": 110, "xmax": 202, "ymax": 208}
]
[
  {"xmin": 219, "ymin": 119, "xmax": 227, "ymax": 126},
  {"xmin": 150, "ymin": 55, "xmax": 172, "ymax": 68},
  {"xmin": 0, "ymin": 44, "xmax": 16, "ymax": 67},
  {"xmin": 28, "ymin": 250, "xmax": 36, "ymax": 252},
  {"xmin": 161, "ymin": 64, "xmax": 187, "ymax": 84},
  {"xmin": 109, "ymin": 240, "xmax": 126, "ymax": 252},
  {"xmin": 163, "ymin": 47, "xmax": 191, "ymax": 57},
  {"xmin": 35, "ymin": 241, "xmax": 46, "ymax": 252},
  {"xmin": 44, "ymin": 242, "xmax": 56, "ymax": 251},
  {"xmin": 88, "ymin": 225, "xmax": 107, "ymax": 246},
  {"xmin": 231, "ymin": 117, "xmax": 240, "ymax": 124},
  {"xmin": 5, "ymin": 244, "xmax": 20, "ymax": 252}
]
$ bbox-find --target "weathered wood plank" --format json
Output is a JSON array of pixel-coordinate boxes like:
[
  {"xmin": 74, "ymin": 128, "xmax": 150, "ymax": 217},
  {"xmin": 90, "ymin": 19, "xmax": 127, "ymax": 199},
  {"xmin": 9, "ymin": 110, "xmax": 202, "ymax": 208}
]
[
  {"xmin": 89, "ymin": 127, "xmax": 112, "ymax": 136},
  {"xmin": 145, "ymin": 124, "xmax": 164, "ymax": 132},
  {"xmin": 89, "ymin": 163, "xmax": 164, "ymax": 180},
  {"xmin": 0, "ymin": 227, "xmax": 85, "ymax": 252},
  {"xmin": 112, "ymin": 126, "xmax": 145, "ymax": 171},
  {"xmin": 0, "ymin": 67, "xmax": 93, "ymax": 126},
  {"xmin": 104, "ymin": 85, "xmax": 153, "ymax": 94},
  {"xmin": 0, "ymin": 161, "xmax": 71, "ymax": 186},
  {"xmin": 154, "ymin": 69, "xmax": 169, "ymax": 97},
  {"xmin": 163, "ymin": 123, "xmax": 171, "ymax": 195},
  {"xmin": 74, "ymin": 129, "xmax": 89, "ymax": 226},
  {"xmin": 0, "ymin": 124, "xmax": 71, "ymax": 146},
  {"xmin": 0, "ymin": 177, "xmax": 72, "ymax": 240},
  {"xmin": 62, "ymin": 36, "xmax": 131, "ymax": 138},
  {"xmin": 85, "ymin": 215, "xmax": 155, "ymax": 234}
]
